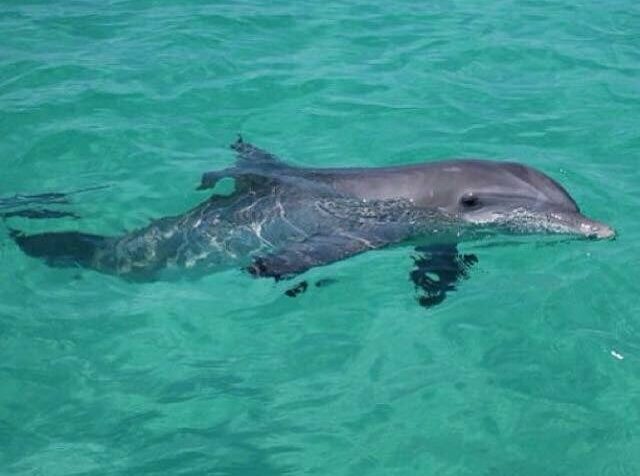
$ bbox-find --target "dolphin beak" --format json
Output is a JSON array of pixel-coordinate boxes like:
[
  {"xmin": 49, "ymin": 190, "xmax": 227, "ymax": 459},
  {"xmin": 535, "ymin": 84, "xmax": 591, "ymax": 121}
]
[
  {"xmin": 570, "ymin": 214, "xmax": 615, "ymax": 240},
  {"xmin": 522, "ymin": 211, "xmax": 615, "ymax": 240},
  {"xmin": 580, "ymin": 219, "xmax": 615, "ymax": 239}
]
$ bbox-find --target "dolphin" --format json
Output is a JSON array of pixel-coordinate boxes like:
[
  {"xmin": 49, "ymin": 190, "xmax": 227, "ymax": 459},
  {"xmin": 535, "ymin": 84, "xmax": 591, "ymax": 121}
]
[{"xmin": 9, "ymin": 137, "xmax": 614, "ymax": 306}]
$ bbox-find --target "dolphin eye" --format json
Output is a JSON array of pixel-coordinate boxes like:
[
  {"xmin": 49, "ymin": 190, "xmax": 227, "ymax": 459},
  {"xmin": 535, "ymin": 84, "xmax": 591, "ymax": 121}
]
[{"xmin": 460, "ymin": 193, "xmax": 479, "ymax": 208}]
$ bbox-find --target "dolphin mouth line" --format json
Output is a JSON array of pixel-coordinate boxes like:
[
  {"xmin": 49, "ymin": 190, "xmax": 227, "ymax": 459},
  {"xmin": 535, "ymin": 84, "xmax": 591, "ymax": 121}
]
[{"xmin": 462, "ymin": 209, "xmax": 615, "ymax": 240}]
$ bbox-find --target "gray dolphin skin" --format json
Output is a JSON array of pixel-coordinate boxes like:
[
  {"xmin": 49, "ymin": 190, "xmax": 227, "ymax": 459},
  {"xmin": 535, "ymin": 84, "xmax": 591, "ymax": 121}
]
[{"xmin": 11, "ymin": 137, "xmax": 614, "ymax": 305}]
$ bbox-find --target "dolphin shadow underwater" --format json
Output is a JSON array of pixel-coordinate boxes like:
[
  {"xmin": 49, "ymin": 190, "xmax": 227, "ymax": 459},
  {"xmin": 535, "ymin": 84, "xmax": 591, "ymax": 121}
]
[{"xmin": 8, "ymin": 137, "xmax": 615, "ymax": 307}]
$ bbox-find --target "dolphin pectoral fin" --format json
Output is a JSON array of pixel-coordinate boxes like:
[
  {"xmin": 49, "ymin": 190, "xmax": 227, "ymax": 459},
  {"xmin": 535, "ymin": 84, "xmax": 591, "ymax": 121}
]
[
  {"xmin": 410, "ymin": 244, "xmax": 477, "ymax": 308},
  {"xmin": 284, "ymin": 278, "xmax": 339, "ymax": 298},
  {"xmin": 285, "ymin": 280, "xmax": 309, "ymax": 297},
  {"xmin": 248, "ymin": 233, "xmax": 385, "ymax": 280}
]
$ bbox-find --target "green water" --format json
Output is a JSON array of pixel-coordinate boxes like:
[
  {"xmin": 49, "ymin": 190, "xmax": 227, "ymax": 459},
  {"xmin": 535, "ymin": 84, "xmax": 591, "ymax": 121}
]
[{"xmin": 1, "ymin": 1, "xmax": 639, "ymax": 474}]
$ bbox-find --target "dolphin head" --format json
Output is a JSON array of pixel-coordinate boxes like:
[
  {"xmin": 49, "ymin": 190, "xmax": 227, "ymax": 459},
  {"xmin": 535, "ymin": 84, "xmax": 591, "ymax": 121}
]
[{"xmin": 427, "ymin": 160, "xmax": 615, "ymax": 240}]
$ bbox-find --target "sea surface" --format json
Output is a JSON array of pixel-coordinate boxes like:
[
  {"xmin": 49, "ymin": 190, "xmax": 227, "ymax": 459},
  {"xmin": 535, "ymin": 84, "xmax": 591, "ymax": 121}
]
[{"xmin": 1, "ymin": 1, "xmax": 639, "ymax": 475}]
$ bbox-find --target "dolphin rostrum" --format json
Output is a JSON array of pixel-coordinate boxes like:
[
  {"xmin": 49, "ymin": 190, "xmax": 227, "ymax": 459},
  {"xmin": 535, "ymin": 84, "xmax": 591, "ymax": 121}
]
[{"xmin": 9, "ymin": 137, "xmax": 614, "ymax": 306}]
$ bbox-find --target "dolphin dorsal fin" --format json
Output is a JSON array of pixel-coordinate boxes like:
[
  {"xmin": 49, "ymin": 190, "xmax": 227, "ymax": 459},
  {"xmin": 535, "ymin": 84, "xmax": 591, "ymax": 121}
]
[
  {"xmin": 198, "ymin": 137, "xmax": 287, "ymax": 190},
  {"xmin": 231, "ymin": 135, "xmax": 283, "ymax": 167}
]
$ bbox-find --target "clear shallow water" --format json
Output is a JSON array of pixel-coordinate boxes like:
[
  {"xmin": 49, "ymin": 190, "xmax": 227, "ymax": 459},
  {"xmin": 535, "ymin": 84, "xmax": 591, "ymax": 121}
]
[{"xmin": 1, "ymin": 1, "xmax": 639, "ymax": 474}]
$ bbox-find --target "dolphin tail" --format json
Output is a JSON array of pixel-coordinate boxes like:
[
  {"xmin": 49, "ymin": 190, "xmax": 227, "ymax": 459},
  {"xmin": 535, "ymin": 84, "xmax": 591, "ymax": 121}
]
[{"xmin": 10, "ymin": 230, "xmax": 109, "ymax": 268}]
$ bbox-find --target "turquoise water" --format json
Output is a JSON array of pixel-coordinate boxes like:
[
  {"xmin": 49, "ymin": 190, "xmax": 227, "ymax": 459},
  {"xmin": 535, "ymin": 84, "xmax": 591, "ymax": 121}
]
[{"xmin": 1, "ymin": 1, "xmax": 639, "ymax": 474}]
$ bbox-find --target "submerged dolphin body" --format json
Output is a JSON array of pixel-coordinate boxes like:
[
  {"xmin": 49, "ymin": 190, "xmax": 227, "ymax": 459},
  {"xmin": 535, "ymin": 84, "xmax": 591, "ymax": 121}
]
[{"xmin": 11, "ymin": 138, "xmax": 614, "ymax": 305}]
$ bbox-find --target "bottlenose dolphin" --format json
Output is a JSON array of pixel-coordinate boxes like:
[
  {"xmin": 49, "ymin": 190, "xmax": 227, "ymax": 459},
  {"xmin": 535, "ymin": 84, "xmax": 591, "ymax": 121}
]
[{"xmin": 9, "ymin": 137, "xmax": 614, "ymax": 306}]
